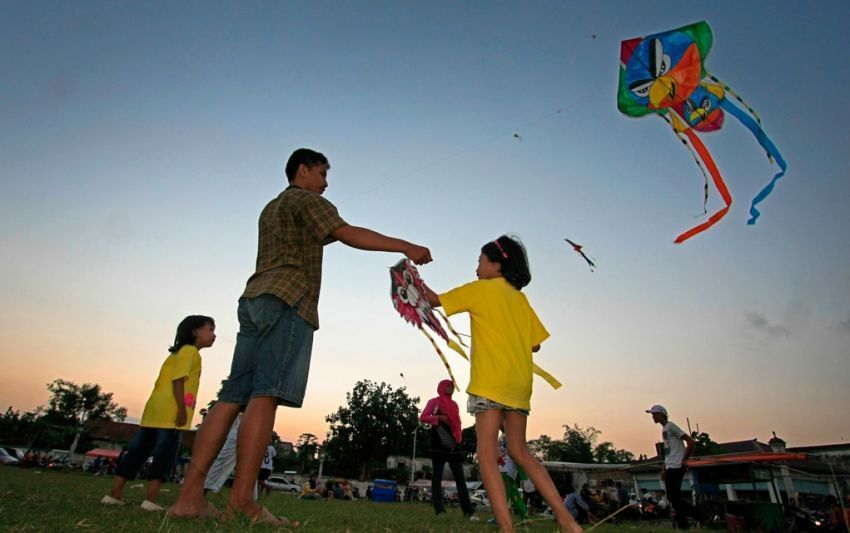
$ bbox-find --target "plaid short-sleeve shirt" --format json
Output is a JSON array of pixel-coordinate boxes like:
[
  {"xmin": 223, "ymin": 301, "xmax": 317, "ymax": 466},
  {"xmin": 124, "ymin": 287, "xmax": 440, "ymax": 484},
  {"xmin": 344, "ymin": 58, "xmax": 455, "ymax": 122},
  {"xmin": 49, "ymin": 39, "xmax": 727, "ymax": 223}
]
[{"xmin": 242, "ymin": 185, "xmax": 346, "ymax": 329}]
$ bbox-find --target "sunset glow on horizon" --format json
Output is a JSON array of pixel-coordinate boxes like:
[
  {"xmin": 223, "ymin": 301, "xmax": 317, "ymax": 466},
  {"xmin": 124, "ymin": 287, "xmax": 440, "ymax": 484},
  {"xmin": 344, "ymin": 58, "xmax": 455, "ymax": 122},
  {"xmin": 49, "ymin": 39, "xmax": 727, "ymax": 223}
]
[{"xmin": 1, "ymin": 1, "xmax": 848, "ymax": 460}]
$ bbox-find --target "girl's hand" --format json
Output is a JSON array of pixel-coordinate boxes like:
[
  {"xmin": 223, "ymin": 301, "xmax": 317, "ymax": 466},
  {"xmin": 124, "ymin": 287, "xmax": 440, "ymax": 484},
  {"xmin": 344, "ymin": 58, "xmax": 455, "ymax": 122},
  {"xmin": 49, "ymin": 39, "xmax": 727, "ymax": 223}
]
[{"xmin": 421, "ymin": 283, "xmax": 441, "ymax": 308}]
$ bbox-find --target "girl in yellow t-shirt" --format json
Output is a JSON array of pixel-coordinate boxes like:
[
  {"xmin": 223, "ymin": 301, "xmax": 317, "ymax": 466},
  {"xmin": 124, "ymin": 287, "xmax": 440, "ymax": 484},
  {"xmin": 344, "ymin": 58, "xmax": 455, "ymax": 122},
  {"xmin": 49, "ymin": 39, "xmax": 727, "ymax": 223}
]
[
  {"xmin": 424, "ymin": 235, "xmax": 581, "ymax": 533},
  {"xmin": 101, "ymin": 315, "xmax": 216, "ymax": 512}
]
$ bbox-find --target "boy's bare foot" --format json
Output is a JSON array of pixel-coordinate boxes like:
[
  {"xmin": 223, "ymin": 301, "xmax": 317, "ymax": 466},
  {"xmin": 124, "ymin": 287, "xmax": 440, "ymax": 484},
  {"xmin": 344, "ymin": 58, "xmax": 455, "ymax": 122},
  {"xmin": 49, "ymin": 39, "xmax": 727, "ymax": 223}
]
[
  {"xmin": 167, "ymin": 498, "xmax": 221, "ymax": 519},
  {"xmin": 222, "ymin": 503, "xmax": 298, "ymax": 527}
]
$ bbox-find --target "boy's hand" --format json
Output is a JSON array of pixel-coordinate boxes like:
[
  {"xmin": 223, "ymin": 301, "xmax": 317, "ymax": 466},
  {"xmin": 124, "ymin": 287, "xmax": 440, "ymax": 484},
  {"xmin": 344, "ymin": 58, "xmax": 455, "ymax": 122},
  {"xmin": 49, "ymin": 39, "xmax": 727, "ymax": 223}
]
[
  {"xmin": 406, "ymin": 244, "xmax": 432, "ymax": 265},
  {"xmin": 175, "ymin": 408, "xmax": 187, "ymax": 428}
]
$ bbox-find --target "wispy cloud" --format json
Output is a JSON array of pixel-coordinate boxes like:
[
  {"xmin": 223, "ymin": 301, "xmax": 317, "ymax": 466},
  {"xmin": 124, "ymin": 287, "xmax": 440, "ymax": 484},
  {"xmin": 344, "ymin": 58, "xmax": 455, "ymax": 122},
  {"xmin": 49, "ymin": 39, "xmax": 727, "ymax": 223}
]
[
  {"xmin": 745, "ymin": 312, "xmax": 791, "ymax": 339},
  {"xmin": 840, "ymin": 314, "xmax": 850, "ymax": 333}
]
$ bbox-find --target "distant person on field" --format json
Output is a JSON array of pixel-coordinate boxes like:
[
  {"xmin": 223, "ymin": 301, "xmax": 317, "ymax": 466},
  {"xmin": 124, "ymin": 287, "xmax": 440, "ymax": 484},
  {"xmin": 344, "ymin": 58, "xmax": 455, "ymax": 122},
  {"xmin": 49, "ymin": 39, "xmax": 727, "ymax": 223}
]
[
  {"xmin": 101, "ymin": 315, "xmax": 216, "ymax": 511},
  {"xmin": 498, "ymin": 429, "xmax": 529, "ymax": 520},
  {"xmin": 564, "ymin": 485, "xmax": 597, "ymax": 524},
  {"xmin": 257, "ymin": 443, "xmax": 276, "ymax": 496},
  {"xmin": 419, "ymin": 379, "xmax": 476, "ymax": 519},
  {"xmin": 646, "ymin": 404, "xmax": 701, "ymax": 529}
]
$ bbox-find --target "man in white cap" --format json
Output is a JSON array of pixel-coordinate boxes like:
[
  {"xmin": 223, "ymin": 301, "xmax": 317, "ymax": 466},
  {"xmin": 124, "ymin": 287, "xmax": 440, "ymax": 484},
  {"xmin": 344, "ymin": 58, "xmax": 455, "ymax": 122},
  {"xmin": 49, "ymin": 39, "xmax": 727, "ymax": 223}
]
[{"xmin": 646, "ymin": 404, "xmax": 701, "ymax": 529}]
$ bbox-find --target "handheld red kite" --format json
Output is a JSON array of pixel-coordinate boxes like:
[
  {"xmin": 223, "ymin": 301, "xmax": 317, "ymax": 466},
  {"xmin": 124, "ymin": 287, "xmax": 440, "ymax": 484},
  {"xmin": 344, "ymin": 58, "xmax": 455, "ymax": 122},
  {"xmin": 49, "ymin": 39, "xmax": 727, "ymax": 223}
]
[{"xmin": 390, "ymin": 259, "xmax": 467, "ymax": 388}]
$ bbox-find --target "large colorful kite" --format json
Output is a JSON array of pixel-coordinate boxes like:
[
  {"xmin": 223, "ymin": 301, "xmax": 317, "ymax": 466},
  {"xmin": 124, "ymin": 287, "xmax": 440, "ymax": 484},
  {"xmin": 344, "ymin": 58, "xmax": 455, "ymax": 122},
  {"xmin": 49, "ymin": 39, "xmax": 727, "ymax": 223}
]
[
  {"xmin": 390, "ymin": 259, "xmax": 562, "ymax": 390},
  {"xmin": 618, "ymin": 21, "xmax": 787, "ymax": 243}
]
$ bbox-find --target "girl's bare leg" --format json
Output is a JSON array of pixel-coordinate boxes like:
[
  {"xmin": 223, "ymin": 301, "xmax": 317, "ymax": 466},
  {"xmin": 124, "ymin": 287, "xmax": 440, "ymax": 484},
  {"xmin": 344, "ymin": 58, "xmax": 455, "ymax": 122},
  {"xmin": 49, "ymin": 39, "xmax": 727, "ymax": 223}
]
[
  {"xmin": 144, "ymin": 478, "xmax": 162, "ymax": 503},
  {"xmin": 503, "ymin": 411, "xmax": 583, "ymax": 533},
  {"xmin": 476, "ymin": 409, "xmax": 515, "ymax": 532}
]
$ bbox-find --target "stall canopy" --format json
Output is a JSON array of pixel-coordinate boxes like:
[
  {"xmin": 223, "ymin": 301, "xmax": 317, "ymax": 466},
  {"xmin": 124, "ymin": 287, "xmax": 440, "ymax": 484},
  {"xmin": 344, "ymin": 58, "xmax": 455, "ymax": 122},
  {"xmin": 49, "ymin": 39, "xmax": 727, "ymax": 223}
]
[
  {"xmin": 85, "ymin": 448, "xmax": 120, "ymax": 460},
  {"xmin": 686, "ymin": 452, "xmax": 806, "ymax": 468}
]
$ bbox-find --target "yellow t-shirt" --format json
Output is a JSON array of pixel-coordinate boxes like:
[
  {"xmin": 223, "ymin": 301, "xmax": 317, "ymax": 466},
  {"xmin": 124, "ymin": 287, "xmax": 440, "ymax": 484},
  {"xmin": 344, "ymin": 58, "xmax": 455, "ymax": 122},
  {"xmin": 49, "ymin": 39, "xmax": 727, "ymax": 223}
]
[
  {"xmin": 440, "ymin": 278, "xmax": 549, "ymax": 410},
  {"xmin": 140, "ymin": 345, "xmax": 202, "ymax": 430}
]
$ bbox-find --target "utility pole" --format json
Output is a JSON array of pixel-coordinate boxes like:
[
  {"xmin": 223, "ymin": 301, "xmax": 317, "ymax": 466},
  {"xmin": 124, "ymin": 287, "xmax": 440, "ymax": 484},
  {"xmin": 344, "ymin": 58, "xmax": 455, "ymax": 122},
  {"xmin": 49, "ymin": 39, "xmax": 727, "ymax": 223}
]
[{"xmin": 410, "ymin": 426, "xmax": 419, "ymax": 485}]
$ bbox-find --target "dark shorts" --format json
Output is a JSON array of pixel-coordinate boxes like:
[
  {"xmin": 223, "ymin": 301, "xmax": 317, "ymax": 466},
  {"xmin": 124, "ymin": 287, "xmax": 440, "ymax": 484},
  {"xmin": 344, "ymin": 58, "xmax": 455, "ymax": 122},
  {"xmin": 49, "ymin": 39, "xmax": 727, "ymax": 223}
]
[
  {"xmin": 218, "ymin": 294, "xmax": 315, "ymax": 407},
  {"xmin": 115, "ymin": 427, "xmax": 181, "ymax": 481},
  {"xmin": 258, "ymin": 468, "xmax": 272, "ymax": 481}
]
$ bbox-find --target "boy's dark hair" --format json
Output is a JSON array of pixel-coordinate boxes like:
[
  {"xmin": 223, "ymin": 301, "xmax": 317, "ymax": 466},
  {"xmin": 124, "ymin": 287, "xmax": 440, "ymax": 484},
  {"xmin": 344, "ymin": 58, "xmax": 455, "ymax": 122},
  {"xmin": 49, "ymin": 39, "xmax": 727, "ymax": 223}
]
[
  {"xmin": 481, "ymin": 234, "xmax": 531, "ymax": 290},
  {"xmin": 285, "ymin": 148, "xmax": 330, "ymax": 182},
  {"xmin": 169, "ymin": 315, "xmax": 215, "ymax": 353}
]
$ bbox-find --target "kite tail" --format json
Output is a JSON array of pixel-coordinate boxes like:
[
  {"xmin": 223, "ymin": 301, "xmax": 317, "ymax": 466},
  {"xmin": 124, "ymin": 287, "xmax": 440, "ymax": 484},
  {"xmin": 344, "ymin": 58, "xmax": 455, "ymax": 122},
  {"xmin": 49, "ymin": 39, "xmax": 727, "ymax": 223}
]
[
  {"xmin": 664, "ymin": 115, "xmax": 710, "ymax": 214},
  {"xmin": 435, "ymin": 309, "xmax": 469, "ymax": 349},
  {"xmin": 674, "ymin": 128, "xmax": 733, "ymax": 243},
  {"xmin": 420, "ymin": 328, "xmax": 459, "ymax": 390},
  {"xmin": 447, "ymin": 339, "xmax": 469, "ymax": 360},
  {"xmin": 707, "ymin": 73, "xmax": 763, "ymax": 127},
  {"xmin": 532, "ymin": 363, "xmax": 562, "ymax": 389},
  {"xmin": 719, "ymin": 98, "xmax": 787, "ymax": 225}
]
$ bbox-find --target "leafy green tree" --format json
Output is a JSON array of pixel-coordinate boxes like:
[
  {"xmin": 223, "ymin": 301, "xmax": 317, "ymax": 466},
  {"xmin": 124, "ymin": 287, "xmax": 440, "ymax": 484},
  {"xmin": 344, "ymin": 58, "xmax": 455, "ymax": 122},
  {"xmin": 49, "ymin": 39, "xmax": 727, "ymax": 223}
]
[
  {"xmin": 295, "ymin": 432, "xmax": 320, "ymax": 474},
  {"xmin": 593, "ymin": 441, "xmax": 635, "ymax": 463},
  {"xmin": 42, "ymin": 379, "xmax": 127, "ymax": 426},
  {"xmin": 324, "ymin": 380, "xmax": 420, "ymax": 480},
  {"xmin": 529, "ymin": 434, "xmax": 557, "ymax": 460},
  {"xmin": 529, "ymin": 425, "xmax": 634, "ymax": 464},
  {"xmin": 0, "ymin": 407, "xmax": 42, "ymax": 446},
  {"xmin": 41, "ymin": 379, "xmax": 127, "ymax": 455},
  {"xmin": 690, "ymin": 431, "xmax": 721, "ymax": 456},
  {"xmin": 559, "ymin": 424, "xmax": 599, "ymax": 463}
]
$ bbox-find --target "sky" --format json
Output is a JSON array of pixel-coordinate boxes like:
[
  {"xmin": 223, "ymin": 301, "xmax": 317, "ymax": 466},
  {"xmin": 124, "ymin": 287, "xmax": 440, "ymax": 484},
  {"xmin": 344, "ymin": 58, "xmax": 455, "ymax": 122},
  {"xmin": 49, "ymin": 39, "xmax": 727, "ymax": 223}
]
[{"xmin": 1, "ymin": 1, "xmax": 848, "ymax": 458}]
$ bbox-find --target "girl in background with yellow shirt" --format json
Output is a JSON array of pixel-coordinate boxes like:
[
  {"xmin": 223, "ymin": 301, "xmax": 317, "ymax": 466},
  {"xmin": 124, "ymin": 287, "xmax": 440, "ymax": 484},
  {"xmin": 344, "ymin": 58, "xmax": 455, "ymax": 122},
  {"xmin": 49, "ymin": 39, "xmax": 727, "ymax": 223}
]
[
  {"xmin": 424, "ymin": 235, "xmax": 581, "ymax": 533},
  {"xmin": 101, "ymin": 315, "xmax": 216, "ymax": 512}
]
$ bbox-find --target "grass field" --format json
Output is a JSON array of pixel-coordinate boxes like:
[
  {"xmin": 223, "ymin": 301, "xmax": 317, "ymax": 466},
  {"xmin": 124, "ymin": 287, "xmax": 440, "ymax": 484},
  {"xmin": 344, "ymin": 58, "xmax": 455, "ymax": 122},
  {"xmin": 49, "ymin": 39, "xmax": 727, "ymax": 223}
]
[{"xmin": 0, "ymin": 468, "xmax": 675, "ymax": 532}]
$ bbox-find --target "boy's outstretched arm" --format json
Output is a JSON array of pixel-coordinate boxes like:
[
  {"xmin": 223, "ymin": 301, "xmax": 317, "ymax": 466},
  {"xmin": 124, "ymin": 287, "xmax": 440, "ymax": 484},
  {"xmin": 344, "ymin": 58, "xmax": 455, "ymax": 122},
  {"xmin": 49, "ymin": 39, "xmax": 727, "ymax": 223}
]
[{"xmin": 332, "ymin": 224, "xmax": 431, "ymax": 264}]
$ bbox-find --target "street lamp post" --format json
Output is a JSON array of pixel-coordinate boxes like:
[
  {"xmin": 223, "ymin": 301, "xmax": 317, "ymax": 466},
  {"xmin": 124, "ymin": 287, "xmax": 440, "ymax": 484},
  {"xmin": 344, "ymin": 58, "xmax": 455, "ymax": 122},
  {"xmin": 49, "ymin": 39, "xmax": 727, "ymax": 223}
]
[
  {"xmin": 317, "ymin": 447, "xmax": 325, "ymax": 480},
  {"xmin": 318, "ymin": 432, "xmax": 329, "ymax": 481},
  {"xmin": 410, "ymin": 425, "xmax": 423, "ymax": 485}
]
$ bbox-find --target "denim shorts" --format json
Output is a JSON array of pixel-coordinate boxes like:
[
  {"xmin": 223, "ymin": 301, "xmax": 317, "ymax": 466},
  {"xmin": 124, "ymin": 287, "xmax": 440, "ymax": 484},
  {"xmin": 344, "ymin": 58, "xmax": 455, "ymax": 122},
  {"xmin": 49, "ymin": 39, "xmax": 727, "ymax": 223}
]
[
  {"xmin": 115, "ymin": 427, "xmax": 181, "ymax": 481},
  {"xmin": 218, "ymin": 294, "xmax": 315, "ymax": 407},
  {"xmin": 466, "ymin": 394, "xmax": 530, "ymax": 416}
]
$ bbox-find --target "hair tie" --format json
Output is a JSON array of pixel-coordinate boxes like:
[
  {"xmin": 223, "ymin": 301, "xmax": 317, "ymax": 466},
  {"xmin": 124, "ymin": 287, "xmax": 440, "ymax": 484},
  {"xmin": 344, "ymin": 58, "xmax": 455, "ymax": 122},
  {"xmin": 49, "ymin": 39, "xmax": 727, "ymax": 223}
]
[{"xmin": 493, "ymin": 239, "xmax": 508, "ymax": 259}]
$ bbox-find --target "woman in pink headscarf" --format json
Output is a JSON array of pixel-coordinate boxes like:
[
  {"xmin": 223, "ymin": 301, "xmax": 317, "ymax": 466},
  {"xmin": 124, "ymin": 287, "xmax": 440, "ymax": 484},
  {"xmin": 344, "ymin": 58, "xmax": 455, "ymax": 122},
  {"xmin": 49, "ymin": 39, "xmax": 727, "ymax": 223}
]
[{"xmin": 419, "ymin": 379, "xmax": 476, "ymax": 519}]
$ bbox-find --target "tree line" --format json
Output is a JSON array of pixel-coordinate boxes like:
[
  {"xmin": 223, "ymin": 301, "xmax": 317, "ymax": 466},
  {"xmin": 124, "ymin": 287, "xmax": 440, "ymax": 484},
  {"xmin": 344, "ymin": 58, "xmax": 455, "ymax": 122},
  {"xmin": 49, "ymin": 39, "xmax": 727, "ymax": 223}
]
[{"xmin": 5, "ymin": 378, "xmax": 726, "ymax": 483}]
